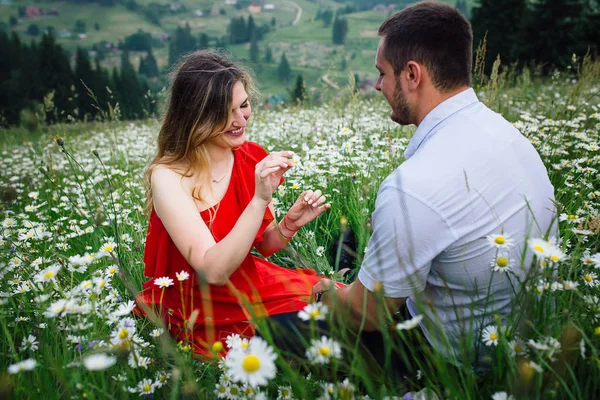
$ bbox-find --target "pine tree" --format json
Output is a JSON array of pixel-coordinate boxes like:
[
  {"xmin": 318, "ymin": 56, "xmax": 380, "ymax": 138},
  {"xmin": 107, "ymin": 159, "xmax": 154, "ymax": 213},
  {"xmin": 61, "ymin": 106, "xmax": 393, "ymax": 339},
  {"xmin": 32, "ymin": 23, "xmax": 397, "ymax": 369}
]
[
  {"xmin": 39, "ymin": 32, "xmax": 75, "ymax": 122},
  {"xmin": 249, "ymin": 33, "xmax": 259, "ymax": 63},
  {"xmin": 75, "ymin": 47, "xmax": 97, "ymax": 120},
  {"xmin": 198, "ymin": 33, "xmax": 209, "ymax": 49},
  {"xmin": 139, "ymin": 49, "xmax": 158, "ymax": 78},
  {"xmin": 278, "ymin": 52, "xmax": 291, "ymax": 83},
  {"xmin": 264, "ymin": 46, "xmax": 273, "ymax": 63},
  {"xmin": 247, "ymin": 15, "xmax": 256, "ymax": 43},
  {"xmin": 332, "ymin": 16, "xmax": 348, "ymax": 45},
  {"xmin": 291, "ymin": 74, "xmax": 306, "ymax": 104}
]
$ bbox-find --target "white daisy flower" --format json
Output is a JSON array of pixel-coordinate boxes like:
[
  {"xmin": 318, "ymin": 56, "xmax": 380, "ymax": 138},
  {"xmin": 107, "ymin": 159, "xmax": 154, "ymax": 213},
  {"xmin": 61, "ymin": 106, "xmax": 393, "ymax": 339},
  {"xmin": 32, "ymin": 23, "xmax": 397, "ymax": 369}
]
[
  {"xmin": 481, "ymin": 325, "xmax": 499, "ymax": 346},
  {"xmin": 83, "ymin": 353, "xmax": 117, "ymax": 371},
  {"xmin": 529, "ymin": 238, "xmax": 552, "ymax": 257},
  {"xmin": 19, "ymin": 335, "xmax": 39, "ymax": 352},
  {"xmin": 154, "ymin": 276, "xmax": 174, "ymax": 288},
  {"xmin": 33, "ymin": 264, "xmax": 61, "ymax": 283},
  {"xmin": 305, "ymin": 335, "xmax": 342, "ymax": 365},
  {"xmin": 315, "ymin": 246, "xmax": 326, "ymax": 257},
  {"xmin": 583, "ymin": 272, "xmax": 599, "ymax": 287},
  {"xmin": 486, "ymin": 233, "xmax": 514, "ymax": 249},
  {"xmin": 176, "ymin": 270, "xmax": 190, "ymax": 281},
  {"xmin": 491, "ymin": 392, "xmax": 515, "ymax": 400},
  {"xmin": 508, "ymin": 337, "xmax": 526, "ymax": 357},
  {"xmin": 127, "ymin": 378, "xmax": 157, "ymax": 396},
  {"xmin": 225, "ymin": 336, "xmax": 277, "ymax": 388},
  {"xmin": 490, "ymin": 253, "xmax": 515, "ymax": 272},
  {"xmin": 7, "ymin": 359, "xmax": 37, "ymax": 374},
  {"xmin": 395, "ymin": 314, "xmax": 424, "ymax": 331},
  {"xmin": 277, "ymin": 385, "xmax": 294, "ymax": 400},
  {"xmin": 298, "ymin": 302, "xmax": 329, "ymax": 321}
]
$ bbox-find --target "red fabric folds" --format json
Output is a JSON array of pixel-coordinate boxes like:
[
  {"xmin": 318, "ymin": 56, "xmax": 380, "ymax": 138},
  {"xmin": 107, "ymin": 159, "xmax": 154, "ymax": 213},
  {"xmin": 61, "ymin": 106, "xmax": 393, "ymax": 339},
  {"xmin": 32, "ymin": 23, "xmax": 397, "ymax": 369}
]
[{"xmin": 136, "ymin": 141, "xmax": 320, "ymax": 357}]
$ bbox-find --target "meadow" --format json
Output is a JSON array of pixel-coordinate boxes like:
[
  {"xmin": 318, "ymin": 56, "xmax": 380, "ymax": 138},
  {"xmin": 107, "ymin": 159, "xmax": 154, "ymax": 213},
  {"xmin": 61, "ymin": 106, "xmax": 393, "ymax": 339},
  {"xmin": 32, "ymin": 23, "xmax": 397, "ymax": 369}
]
[{"xmin": 1, "ymin": 57, "xmax": 600, "ymax": 399}]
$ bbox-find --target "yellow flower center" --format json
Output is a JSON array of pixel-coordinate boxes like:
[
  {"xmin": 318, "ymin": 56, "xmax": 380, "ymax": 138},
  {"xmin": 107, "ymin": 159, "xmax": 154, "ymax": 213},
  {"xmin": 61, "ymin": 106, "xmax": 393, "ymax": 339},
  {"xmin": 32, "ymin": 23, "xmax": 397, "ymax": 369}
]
[
  {"xmin": 534, "ymin": 245, "xmax": 545, "ymax": 252},
  {"xmin": 241, "ymin": 342, "xmax": 249, "ymax": 349},
  {"xmin": 230, "ymin": 387, "xmax": 239, "ymax": 395},
  {"xmin": 595, "ymin": 327, "xmax": 600, "ymax": 336},
  {"xmin": 119, "ymin": 329, "xmax": 129, "ymax": 339},
  {"xmin": 514, "ymin": 344, "xmax": 522, "ymax": 353},
  {"xmin": 242, "ymin": 355, "xmax": 261, "ymax": 373},
  {"xmin": 159, "ymin": 375, "xmax": 166, "ymax": 383},
  {"xmin": 219, "ymin": 386, "xmax": 226, "ymax": 393},
  {"xmin": 494, "ymin": 236, "xmax": 505, "ymax": 245},
  {"xmin": 497, "ymin": 257, "xmax": 508, "ymax": 268},
  {"xmin": 551, "ymin": 255, "xmax": 559, "ymax": 261},
  {"xmin": 212, "ymin": 341, "xmax": 223, "ymax": 353},
  {"xmin": 282, "ymin": 389, "xmax": 289, "ymax": 396},
  {"xmin": 585, "ymin": 275, "xmax": 593, "ymax": 282},
  {"xmin": 109, "ymin": 267, "xmax": 116, "ymax": 274},
  {"xmin": 310, "ymin": 310, "xmax": 321, "ymax": 318},
  {"xmin": 585, "ymin": 259, "xmax": 593, "ymax": 264},
  {"xmin": 568, "ymin": 214, "xmax": 577, "ymax": 220},
  {"xmin": 490, "ymin": 333, "xmax": 498, "ymax": 341},
  {"xmin": 143, "ymin": 384, "xmax": 151, "ymax": 393},
  {"xmin": 43, "ymin": 271, "xmax": 55, "ymax": 280},
  {"xmin": 319, "ymin": 347, "xmax": 331, "ymax": 356}
]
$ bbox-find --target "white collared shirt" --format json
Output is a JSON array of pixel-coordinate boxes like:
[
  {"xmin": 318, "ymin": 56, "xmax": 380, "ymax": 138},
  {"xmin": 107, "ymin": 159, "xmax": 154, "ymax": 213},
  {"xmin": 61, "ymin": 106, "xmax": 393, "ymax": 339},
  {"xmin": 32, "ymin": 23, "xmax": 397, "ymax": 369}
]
[{"xmin": 357, "ymin": 88, "xmax": 556, "ymax": 362}]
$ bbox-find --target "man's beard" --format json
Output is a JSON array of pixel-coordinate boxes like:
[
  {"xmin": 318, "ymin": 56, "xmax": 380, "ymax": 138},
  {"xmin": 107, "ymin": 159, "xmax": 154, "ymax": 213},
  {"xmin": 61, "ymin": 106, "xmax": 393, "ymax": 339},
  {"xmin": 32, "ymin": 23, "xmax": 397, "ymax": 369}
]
[{"xmin": 390, "ymin": 81, "xmax": 412, "ymax": 125}]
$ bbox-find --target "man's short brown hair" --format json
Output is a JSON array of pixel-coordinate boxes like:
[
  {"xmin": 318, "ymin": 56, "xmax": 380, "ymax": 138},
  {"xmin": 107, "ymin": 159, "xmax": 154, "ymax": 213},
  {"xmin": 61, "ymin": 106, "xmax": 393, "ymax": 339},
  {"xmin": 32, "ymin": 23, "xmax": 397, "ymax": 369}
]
[{"xmin": 378, "ymin": 1, "xmax": 473, "ymax": 92}]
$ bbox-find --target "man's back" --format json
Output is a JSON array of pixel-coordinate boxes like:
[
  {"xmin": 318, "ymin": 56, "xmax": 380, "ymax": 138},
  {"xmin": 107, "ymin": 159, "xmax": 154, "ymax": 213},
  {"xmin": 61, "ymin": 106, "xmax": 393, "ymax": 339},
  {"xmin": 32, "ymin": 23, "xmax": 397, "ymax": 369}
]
[{"xmin": 358, "ymin": 88, "xmax": 556, "ymax": 361}]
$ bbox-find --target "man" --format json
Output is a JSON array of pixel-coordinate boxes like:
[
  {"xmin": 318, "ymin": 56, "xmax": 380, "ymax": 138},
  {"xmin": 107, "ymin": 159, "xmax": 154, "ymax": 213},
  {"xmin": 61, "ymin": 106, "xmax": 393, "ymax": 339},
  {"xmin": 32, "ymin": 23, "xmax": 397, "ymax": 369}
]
[{"xmin": 313, "ymin": 1, "xmax": 556, "ymax": 366}]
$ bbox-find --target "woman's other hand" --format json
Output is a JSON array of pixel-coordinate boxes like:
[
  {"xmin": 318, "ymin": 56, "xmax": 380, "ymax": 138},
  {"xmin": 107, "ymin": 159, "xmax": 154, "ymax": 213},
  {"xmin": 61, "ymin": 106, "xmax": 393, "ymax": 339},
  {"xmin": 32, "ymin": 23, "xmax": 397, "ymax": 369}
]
[
  {"xmin": 254, "ymin": 151, "xmax": 294, "ymax": 204},
  {"xmin": 284, "ymin": 189, "xmax": 331, "ymax": 232}
]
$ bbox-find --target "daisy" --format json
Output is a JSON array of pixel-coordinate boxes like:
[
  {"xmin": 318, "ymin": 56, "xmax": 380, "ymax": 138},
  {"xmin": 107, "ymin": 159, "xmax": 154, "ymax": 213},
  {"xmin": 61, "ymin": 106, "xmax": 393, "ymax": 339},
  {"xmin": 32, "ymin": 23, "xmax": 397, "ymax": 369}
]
[
  {"xmin": 563, "ymin": 280, "xmax": 579, "ymax": 290},
  {"xmin": 154, "ymin": 277, "xmax": 174, "ymax": 288},
  {"xmin": 583, "ymin": 272, "xmax": 599, "ymax": 287},
  {"xmin": 395, "ymin": 314, "xmax": 424, "ymax": 331},
  {"xmin": 486, "ymin": 232, "xmax": 514, "ymax": 249},
  {"xmin": 226, "ymin": 333, "xmax": 250, "ymax": 351},
  {"xmin": 277, "ymin": 386, "xmax": 294, "ymax": 400},
  {"xmin": 34, "ymin": 264, "xmax": 61, "ymax": 283},
  {"xmin": 83, "ymin": 353, "xmax": 117, "ymax": 371},
  {"xmin": 490, "ymin": 253, "xmax": 515, "ymax": 272},
  {"xmin": 7, "ymin": 359, "xmax": 37, "ymax": 374},
  {"xmin": 547, "ymin": 247, "xmax": 567, "ymax": 263},
  {"xmin": 127, "ymin": 378, "xmax": 157, "ymax": 396},
  {"xmin": 305, "ymin": 335, "xmax": 342, "ymax": 365},
  {"xmin": 491, "ymin": 392, "xmax": 515, "ymax": 400},
  {"xmin": 528, "ymin": 238, "xmax": 552, "ymax": 258},
  {"xmin": 19, "ymin": 335, "xmax": 39, "ymax": 352},
  {"xmin": 508, "ymin": 337, "xmax": 526, "ymax": 357},
  {"xmin": 315, "ymin": 246, "xmax": 325, "ymax": 257},
  {"xmin": 298, "ymin": 302, "xmax": 329, "ymax": 321},
  {"xmin": 481, "ymin": 325, "xmax": 499, "ymax": 346},
  {"xmin": 225, "ymin": 337, "xmax": 277, "ymax": 388},
  {"xmin": 559, "ymin": 213, "xmax": 583, "ymax": 223},
  {"xmin": 176, "ymin": 270, "xmax": 190, "ymax": 281}
]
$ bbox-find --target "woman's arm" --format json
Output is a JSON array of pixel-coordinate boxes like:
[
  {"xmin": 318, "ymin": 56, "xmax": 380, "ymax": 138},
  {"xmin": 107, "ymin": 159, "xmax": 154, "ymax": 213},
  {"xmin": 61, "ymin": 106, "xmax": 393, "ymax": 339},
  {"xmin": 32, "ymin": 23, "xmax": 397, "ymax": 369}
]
[
  {"xmin": 253, "ymin": 204, "xmax": 297, "ymax": 257},
  {"xmin": 152, "ymin": 152, "xmax": 293, "ymax": 286}
]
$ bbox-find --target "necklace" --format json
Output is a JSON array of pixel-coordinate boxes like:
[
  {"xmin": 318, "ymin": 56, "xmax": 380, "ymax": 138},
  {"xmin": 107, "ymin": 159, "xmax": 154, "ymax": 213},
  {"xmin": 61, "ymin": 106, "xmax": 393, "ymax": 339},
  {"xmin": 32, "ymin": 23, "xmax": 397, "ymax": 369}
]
[{"xmin": 211, "ymin": 154, "xmax": 233, "ymax": 184}]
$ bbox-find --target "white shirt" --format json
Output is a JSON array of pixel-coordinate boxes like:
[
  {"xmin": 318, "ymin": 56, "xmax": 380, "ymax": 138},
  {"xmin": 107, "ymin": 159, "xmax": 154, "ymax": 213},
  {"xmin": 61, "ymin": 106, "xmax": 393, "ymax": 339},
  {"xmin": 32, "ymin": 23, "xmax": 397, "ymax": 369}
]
[{"xmin": 357, "ymin": 88, "xmax": 556, "ymax": 363}]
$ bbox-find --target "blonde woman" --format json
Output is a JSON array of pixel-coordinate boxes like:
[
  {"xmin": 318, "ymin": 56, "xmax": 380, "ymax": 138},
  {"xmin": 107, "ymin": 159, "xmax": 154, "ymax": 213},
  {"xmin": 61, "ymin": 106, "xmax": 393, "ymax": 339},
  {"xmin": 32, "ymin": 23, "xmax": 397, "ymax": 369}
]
[{"xmin": 136, "ymin": 50, "xmax": 330, "ymax": 357}]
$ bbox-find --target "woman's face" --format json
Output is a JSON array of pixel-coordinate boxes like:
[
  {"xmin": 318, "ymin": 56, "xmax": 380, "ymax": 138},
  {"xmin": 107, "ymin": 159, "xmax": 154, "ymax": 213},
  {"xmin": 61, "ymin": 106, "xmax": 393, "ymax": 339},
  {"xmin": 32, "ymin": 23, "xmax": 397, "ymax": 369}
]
[{"xmin": 210, "ymin": 80, "xmax": 252, "ymax": 149}]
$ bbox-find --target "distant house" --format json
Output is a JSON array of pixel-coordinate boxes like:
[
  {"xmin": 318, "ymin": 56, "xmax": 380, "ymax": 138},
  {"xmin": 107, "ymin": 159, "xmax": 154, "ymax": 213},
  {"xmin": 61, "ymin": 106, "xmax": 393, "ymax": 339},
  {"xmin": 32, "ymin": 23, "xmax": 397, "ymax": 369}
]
[
  {"xmin": 169, "ymin": 3, "xmax": 181, "ymax": 12},
  {"xmin": 78, "ymin": 33, "xmax": 87, "ymax": 40},
  {"xmin": 25, "ymin": 6, "xmax": 42, "ymax": 17},
  {"xmin": 57, "ymin": 29, "xmax": 71, "ymax": 38},
  {"xmin": 194, "ymin": 9, "xmax": 204, "ymax": 17},
  {"xmin": 373, "ymin": 4, "xmax": 396, "ymax": 12},
  {"xmin": 248, "ymin": 4, "xmax": 261, "ymax": 13},
  {"xmin": 155, "ymin": 32, "xmax": 170, "ymax": 42},
  {"xmin": 263, "ymin": 3, "xmax": 274, "ymax": 10},
  {"xmin": 224, "ymin": 0, "xmax": 237, "ymax": 4}
]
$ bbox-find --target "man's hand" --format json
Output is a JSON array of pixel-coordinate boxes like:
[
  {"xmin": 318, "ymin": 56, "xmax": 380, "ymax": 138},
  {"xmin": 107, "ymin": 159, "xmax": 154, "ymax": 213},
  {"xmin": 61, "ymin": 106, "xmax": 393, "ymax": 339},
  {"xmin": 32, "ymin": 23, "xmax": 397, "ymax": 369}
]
[{"xmin": 312, "ymin": 278, "xmax": 337, "ymax": 305}]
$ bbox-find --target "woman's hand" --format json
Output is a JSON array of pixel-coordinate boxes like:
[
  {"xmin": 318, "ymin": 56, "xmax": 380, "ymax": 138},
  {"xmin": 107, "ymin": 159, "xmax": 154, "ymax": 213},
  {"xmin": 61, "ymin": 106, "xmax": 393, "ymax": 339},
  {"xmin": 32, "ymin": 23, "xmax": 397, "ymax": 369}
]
[
  {"xmin": 254, "ymin": 151, "xmax": 294, "ymax": 204},
  {"xmin": 283, "ymin": 189, "xmax": 330, "ymax": 232}
]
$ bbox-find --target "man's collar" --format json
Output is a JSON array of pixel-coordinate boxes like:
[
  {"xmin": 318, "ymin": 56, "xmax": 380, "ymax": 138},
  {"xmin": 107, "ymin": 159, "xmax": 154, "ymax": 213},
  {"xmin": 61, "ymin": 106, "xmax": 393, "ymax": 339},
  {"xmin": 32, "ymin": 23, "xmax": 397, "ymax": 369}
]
[{"xmin": 404, "ymin": 88, "xmax": 479, "ymax": 159}]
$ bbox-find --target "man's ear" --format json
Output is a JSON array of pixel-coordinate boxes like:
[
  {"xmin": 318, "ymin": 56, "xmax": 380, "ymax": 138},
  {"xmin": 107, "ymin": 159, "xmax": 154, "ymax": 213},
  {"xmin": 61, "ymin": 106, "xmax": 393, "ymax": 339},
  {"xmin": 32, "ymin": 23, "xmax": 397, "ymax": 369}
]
[{"xmin": 405, "ymin": 61, "xmax": 422, "ymax": 89}]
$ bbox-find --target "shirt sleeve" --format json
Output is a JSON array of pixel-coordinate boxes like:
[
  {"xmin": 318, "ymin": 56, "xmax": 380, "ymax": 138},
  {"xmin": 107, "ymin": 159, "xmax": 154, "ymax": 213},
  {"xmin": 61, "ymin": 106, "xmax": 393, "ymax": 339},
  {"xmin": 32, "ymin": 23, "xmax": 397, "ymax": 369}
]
[{"xmin": 357, "ymin": 183, "xmax": 456, "ymax": 299}]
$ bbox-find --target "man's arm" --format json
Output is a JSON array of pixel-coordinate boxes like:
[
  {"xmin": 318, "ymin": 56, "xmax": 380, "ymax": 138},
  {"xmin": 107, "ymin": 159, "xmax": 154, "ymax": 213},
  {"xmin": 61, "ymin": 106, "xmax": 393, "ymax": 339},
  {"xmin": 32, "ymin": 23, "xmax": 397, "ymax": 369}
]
[{"xmin": 314, "ymin": 278, "xmax": 405, "ymax": 332}]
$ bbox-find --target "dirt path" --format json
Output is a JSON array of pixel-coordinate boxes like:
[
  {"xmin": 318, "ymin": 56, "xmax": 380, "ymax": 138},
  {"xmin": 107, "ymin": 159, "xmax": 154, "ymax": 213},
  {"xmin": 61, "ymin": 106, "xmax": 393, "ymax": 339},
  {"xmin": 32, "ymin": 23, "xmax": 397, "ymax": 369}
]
[
  {"xmin": 321, "ymin": 74, "xmax": 340, "ymax": 90},
  {"xmin": 282, "ymin": 0, "xmax": 303, "ymax": 25}
]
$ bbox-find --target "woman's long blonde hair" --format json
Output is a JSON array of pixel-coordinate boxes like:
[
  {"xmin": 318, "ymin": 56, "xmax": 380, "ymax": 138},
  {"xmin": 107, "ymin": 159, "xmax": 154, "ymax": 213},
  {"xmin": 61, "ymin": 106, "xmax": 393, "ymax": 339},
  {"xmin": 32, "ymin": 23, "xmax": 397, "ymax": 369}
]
[{"xmin": 145, "ymin": 50, "xmax": 257, "ymax": 213}]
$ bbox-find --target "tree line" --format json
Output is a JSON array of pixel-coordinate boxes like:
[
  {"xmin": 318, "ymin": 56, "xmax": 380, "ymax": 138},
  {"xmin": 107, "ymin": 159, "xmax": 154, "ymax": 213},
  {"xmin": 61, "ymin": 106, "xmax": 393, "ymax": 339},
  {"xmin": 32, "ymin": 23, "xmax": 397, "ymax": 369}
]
[{"xmin": 0, "ymin": 31, "xmax": 155, "ymax": 127}]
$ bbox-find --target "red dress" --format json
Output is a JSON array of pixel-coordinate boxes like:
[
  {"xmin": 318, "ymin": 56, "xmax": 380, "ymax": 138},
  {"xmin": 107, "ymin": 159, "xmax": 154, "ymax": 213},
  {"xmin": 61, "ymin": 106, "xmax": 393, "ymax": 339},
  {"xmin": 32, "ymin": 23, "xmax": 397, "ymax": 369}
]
[{"xmin": 136, "ymin": 141, "xmax": 321, "ymax": 357}]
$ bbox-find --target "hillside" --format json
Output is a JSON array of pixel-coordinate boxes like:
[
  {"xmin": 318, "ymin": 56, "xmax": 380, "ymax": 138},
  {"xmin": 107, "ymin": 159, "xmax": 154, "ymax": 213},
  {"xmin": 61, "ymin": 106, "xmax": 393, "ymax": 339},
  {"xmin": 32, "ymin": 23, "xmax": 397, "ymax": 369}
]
[{"xmin": 1, "ymin": 0, "xmax": 471, "ymax": 97}]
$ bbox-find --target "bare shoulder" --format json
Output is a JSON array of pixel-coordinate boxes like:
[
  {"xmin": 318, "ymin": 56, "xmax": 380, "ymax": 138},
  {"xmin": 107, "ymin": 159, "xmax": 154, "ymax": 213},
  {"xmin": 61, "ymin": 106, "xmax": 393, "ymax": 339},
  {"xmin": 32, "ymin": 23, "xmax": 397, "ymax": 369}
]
[{"xmin": 150, "ymin": 164, "xmax": 190, "ymax": 195}]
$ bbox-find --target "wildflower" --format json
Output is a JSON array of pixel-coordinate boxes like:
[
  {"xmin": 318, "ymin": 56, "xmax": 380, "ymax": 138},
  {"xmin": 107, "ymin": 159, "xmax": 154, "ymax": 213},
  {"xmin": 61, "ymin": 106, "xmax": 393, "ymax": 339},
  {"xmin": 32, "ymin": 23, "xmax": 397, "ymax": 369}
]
[
  {"xmin": 486, "ymin": 233, "xmax": 515, "ymax": 249},
  {"xmin": 306, "ymin": 335, "xmax": 342, "ymax": 365},
  {"xmin": 226, "ymin": 333, "xmax": 249, "ymax": 351},
  {"xmin": 395, "ymin": 314, "xmax": 424, "ymax": 331},
  {"xmin": 508, "ymin": 337, "xmax": 526, "ymax": 357},
  {"xmin": 580, "ymin": 338, "xmax": 586, "ymax": 358},
  {"xmin": 127, "ymin": 378, "xmax": 157, "ymax": 396},
  {"xmin": 83, "ymin": 353, "xmax": 117, "ymax": 371},
  {"xmin": 529, "ymin": 238, "xmax": 552, "ymax": 257},
  {"xmin": 563, "ymin": 280, "xmax": 579, "ymax": 291},
  {"xmin": 481, "ymin": 325, "xmax": 499, "ymax": 346},
  {"xmin": 547, "ymin": 247, "xmax": 567, "ymax": 263},
  {"xmin": 19, "ymin": 335, "xmax": 39, "ymax": 352},
  {"xmin": 176, "ymin": 270, "xmax": 190, "ymax": 281},
  {"xmin": 97, "ymin": 241, "xmax": 117, "ymax": 257},
  {"xmin": 277, "ymin": 386, "xmax": 294, "ymax": 400},
  {"xmin": 298, "ymin": 302, "xmax": 328, "ymax": 321},
  {"xmin": 490, "ymin": 253, "xmax": 515, "ymax": 272},
  {"xmin": 34, "ymin": 264, "xmax": 61, "ymax": 283},
  {"xmin": 559, "ymin": 213, "xmax": 583, "ymax": 223},
  {"xmin": 491, "ymin": 392, "xmax": 515, "ymax": 400},
  {"xmin": 7, "ymin": 359, "xmax": 37, "ymax": 374},
  {"xmin": 226, "ymin": 336, "xmax": 277, "ymax": 388},
  {"xmin": 154, "ymin": 371, "xmax": 171, "ymax": 388},
  {"xmin": 212, "ymin": 341, "xmax": 224, "ymax": 353},
  {"xmin": 154, "ymin": 277, "xmax": 174, "ymax": 288},
  {"xmin": 315, "ymin": 246, "xmax": 325, "ymax": 257},
  {"xmin": 114, "ymin": 300, "xmax": 137, "ymax": 317},
  {"xmin": 150, "ymin": 328, "xmax": 164, "ymax": 337},
  {"xmin": 583, "ymin": 272, "xmax": 599, "ymax": 287}
]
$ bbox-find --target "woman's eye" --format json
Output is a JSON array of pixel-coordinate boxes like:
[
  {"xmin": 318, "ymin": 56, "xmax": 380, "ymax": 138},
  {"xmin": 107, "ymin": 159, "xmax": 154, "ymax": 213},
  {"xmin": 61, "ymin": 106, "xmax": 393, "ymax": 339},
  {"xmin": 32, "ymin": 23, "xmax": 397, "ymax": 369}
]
[{"xmin": 241, "ymin": 102, "xmax": 249, "ymax": 108}]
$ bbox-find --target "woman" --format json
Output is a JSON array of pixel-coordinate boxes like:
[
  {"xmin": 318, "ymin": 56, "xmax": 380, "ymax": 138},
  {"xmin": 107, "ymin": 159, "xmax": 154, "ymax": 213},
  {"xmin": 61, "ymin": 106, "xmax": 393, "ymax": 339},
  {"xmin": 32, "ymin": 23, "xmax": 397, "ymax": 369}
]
[{"xmin": 136, "ymin": 50, "xmax": 330, "ymax": 357}]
